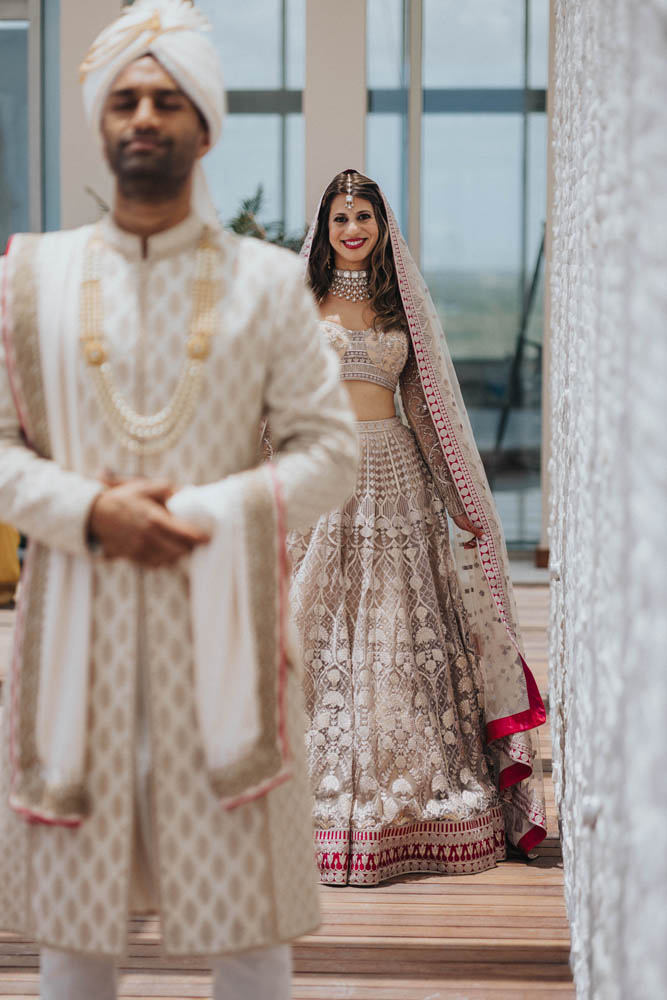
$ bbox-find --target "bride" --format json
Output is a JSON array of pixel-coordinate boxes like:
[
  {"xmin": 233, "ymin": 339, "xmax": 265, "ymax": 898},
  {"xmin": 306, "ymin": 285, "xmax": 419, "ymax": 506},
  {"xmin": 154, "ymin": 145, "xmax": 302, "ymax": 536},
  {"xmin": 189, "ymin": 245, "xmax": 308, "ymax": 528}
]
[{"xmin": 288, "ymin": 169, "xmax": 546, "ymax": 885}]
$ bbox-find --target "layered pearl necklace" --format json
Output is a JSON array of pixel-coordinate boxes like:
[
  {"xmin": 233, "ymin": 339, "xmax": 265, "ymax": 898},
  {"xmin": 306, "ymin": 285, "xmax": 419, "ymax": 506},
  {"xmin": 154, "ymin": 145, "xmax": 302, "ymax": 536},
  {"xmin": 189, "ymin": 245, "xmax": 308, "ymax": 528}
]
[
  {"xmin": 80, "ymin": 225, "xmax": 221, "ymax": 456},
  {"xmin": 330, "ymin": 268, "xmax": 370, "ymax": 303}
]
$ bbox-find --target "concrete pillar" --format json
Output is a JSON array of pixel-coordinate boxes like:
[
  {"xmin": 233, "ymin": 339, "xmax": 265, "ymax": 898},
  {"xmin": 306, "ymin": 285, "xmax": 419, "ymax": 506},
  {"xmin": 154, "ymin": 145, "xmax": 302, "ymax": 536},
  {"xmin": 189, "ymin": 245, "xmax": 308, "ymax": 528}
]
[
  {"xmin": 304, "ymin": 0, "xmax": 367, "ymax": 221},
  {"xmin": 59, "ymin": 0, "xmax": 120, "ymax": 229}
]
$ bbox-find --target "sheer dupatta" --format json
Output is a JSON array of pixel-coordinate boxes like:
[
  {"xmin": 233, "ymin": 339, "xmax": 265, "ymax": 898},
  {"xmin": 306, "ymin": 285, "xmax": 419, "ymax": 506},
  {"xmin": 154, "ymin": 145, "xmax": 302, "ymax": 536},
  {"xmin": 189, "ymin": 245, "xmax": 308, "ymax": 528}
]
[{"xmin": 301, "ymin": 176, "xmax": 546, "ymax": 851}]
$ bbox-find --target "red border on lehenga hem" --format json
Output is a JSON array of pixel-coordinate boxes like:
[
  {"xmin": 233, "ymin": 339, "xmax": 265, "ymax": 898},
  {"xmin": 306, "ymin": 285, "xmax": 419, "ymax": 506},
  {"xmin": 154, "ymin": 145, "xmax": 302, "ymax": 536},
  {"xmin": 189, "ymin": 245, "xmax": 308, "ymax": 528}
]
[{"xmin": 315, "ymin": 810, "xmax": 507, "ymax": 884}]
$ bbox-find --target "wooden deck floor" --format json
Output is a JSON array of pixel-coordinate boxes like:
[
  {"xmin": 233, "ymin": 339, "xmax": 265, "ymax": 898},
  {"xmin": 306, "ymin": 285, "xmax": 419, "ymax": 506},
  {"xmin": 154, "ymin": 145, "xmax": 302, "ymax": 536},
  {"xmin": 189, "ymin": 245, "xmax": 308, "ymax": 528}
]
[{"xmin": 0, "ymin": 583, "xmax": 573, "ymax": 999}]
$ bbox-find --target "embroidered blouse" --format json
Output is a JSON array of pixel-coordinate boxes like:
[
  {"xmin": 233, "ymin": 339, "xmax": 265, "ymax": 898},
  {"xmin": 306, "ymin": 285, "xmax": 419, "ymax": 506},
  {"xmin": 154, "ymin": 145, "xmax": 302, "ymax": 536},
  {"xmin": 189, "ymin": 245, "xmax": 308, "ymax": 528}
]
[
  {"xmin": 320, "ymin": 319, "xmax": 409, "ymax": 393},
  {"xmin": 320, "ymin": 318, "xmax": 465, "ymax": 518}
]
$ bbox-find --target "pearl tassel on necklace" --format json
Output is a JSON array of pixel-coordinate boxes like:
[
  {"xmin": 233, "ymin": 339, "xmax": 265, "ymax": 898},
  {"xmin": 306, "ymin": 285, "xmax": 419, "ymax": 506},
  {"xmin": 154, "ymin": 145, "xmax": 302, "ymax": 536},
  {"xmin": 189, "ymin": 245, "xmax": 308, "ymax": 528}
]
[{"xmin": 330, "ymin": 269, "xmax": 370, "ymax": 303}]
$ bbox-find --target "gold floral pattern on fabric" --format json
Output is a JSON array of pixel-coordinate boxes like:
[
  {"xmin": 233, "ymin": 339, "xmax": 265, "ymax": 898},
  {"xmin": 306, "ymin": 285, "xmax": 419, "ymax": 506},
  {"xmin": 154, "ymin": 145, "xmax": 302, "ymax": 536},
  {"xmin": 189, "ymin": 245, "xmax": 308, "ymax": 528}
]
[
  {"xmin": 320, "ymin": 320, "xmax": 409, "ymax": 392},
  {"xmin": 320, "ymin": 320, "xmax": 349, "ymax": 361},
  {"xmin": 364, "ymin": 327, "xmax": 409, "ymax": 383},
  {"xmin": 288, "ymin": 416, "xmax": 505, "ymax": 885}
]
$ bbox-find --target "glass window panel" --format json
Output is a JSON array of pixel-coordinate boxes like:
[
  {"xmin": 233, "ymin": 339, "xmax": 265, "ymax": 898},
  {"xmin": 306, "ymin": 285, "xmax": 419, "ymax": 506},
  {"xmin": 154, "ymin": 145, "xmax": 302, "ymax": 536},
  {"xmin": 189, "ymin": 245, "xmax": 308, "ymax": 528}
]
[
  {"xmin": 367, "ymin": 0, "xmax": 550, "ymax": 545},
  {"xmin": 286, "ymin": 0, "xmax": 305, "ymax": 89},
  {"xmin": 511, "ymin": 110, "xmax": 547, "ymax": 547},
  {"xmin": 422, "ymin": 114, "xmax": 522, "ymax": 360},
  {"xmin": 423, "ymin": 0, "xmax": 523, "ymax": 88},
  {"xmin": 524, "ymin": 111, "xmax": 547, "ymax": 409},
  {"xmin": 526, "ymin": 112, "xmax": 547, "ymax": 279},
  {"xmin": 528, "ymin": 0, "xmax": 549, "ymax": 89},
  {"xmin": 366, "ymin": 112, "xmax": 405, "ymax": 232},
  {"xmin": 197, "ymin": 0, "xmax": 282, "ymax": 89},
  {"xmin": 285, "ymin": 112, "xmax": 305, "ymax": 234},
  {"xmin": 422, "ymin": 112, "xmax": 544, "ymax": 545},
  {"xmin": 0, "ymin": 21, "xmax": 29, "ymax": 247},
  {"xmin": 205, "ymin": 115, "xmax": 282, "ymax": 226},
  {"xmin": 367, "ymin": 0, "xmax": 404, "ymax": 89},
  {"xmin": 494, "ymin": 486, "xmax": 542, "ymax": 548},
  {"xmin": 43, "ymin": 0, "xmax": 60, "ymax": 231}
]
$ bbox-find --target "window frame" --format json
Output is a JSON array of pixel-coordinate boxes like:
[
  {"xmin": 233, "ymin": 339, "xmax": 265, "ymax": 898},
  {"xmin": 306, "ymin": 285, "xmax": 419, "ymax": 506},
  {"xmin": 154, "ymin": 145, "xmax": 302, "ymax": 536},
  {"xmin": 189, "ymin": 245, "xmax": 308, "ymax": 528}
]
[
  {"xmin": 367, "ymin": 0, "xmax": 547, "ymax": 291},
  {"xmin": 215, "ymin": 0, "xmax": 302, "ymax": 229},
  {"xmin": 366, "ymin": 0, "xmax": 549, "ymax": 547},
  {"xmin": 0, "ymin": 0, "xmax": 42, "ymax": 231}
]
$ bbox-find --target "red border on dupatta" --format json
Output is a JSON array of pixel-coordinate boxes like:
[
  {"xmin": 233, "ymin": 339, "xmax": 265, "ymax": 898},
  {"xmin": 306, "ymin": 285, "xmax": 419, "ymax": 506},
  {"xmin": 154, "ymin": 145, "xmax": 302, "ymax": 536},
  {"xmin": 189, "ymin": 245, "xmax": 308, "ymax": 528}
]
[
  {"xmin": 486, "ymin": 655, "xmax": 547, "ymax": 743},
  {"xmin": 385, "ymin": 203, "xmax": 547, "ymax": 851},
  {"xmin": 518, "ymin": 824, "xmax": 547, "ymax": 852},
  {"xmin": 387, "ymin": 212, "xmax": 546, "ymax": 739}
]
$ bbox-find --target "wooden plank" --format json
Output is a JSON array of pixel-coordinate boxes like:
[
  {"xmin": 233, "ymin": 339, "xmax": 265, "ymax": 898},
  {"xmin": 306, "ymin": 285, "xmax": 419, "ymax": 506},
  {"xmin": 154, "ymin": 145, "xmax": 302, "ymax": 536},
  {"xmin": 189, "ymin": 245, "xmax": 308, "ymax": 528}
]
[{"xmin": 292, "ymin": 977, "xmax": 575, "ymax": 1000}]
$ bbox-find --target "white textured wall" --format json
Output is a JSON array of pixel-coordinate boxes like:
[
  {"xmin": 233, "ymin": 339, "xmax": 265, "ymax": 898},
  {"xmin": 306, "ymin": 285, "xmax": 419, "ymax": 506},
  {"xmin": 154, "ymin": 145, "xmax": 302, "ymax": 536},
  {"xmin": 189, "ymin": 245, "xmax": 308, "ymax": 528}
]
[
  {"xmin": 304, "ymin": 0, "xmax": 366, "ymax": 220},
  {"xmin": 549, "ymin": 3, "xmax": 667, "ymax": 998}
]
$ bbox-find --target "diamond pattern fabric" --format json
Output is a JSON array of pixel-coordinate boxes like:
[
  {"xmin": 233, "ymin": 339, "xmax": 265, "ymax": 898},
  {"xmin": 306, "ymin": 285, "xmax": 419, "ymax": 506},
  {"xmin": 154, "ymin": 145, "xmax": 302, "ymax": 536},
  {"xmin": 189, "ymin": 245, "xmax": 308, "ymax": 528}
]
[{"xmin": 0, "ymin": 214, "xmax": 355, "ymax": 955}]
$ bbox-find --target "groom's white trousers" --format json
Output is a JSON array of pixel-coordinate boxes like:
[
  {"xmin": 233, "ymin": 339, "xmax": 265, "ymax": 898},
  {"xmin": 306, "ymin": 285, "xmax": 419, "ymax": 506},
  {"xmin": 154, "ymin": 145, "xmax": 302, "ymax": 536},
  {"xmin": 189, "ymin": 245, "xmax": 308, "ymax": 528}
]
[{"xmin": 40, "ymin": 944, "xmax": 291, "ymax": 1000}]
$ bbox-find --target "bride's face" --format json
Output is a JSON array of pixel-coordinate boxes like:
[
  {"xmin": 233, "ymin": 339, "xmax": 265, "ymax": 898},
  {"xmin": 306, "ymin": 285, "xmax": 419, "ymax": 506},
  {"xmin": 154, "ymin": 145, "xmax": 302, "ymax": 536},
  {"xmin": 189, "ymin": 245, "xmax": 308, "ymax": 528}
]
[{"xmin": 328, "ymin": 194, "xmax": 379, "ymax": 269}]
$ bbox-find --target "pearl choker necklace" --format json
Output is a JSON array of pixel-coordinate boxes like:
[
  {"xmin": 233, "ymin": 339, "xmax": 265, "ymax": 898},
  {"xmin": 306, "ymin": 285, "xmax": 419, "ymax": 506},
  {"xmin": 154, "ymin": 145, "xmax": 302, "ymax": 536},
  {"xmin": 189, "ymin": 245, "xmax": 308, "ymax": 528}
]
[{"xmin": 330, "ymin": 268, "xmax": 369, "ymax": 303}]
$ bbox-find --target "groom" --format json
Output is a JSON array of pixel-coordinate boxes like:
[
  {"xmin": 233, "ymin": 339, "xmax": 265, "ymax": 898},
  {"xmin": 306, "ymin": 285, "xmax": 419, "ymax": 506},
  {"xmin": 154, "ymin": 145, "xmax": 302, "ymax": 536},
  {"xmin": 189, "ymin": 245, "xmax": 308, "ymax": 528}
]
[{"xmin": 0, "ymin": 2, "xmax": 357, "ymax": 998}]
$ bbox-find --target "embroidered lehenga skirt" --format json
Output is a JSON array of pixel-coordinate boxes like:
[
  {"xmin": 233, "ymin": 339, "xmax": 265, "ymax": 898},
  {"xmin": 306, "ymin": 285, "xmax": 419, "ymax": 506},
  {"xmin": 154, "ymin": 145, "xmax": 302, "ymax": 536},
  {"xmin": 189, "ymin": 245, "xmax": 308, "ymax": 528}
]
[{"xmin": 288, "ymin": 416, "xmax": 506, "ymax": 886}]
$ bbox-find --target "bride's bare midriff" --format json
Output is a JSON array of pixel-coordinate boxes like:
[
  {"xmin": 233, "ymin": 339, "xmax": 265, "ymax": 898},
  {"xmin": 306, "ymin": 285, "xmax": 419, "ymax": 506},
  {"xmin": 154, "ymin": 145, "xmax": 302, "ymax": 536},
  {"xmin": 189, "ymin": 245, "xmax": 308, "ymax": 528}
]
[{"xmin": 344, "ymin": 381, "xmax": 397, "ymax": 422}]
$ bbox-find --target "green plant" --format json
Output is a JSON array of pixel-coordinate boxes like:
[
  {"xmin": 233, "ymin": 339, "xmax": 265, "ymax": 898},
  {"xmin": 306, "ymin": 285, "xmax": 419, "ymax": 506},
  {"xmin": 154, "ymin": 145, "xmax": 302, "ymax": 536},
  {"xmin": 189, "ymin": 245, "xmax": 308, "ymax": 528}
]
[{"xmin": 227, "ymin": 186, "xmax": 305, "ymax": 252}]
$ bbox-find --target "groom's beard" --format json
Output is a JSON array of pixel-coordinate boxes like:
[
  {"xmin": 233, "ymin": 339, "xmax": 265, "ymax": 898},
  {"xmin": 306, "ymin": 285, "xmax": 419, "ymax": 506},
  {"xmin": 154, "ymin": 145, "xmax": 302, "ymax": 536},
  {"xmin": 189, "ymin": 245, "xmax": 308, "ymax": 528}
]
[{"xmin": 104, "ymin": 128, "xmax": 200, "ymax": 202}]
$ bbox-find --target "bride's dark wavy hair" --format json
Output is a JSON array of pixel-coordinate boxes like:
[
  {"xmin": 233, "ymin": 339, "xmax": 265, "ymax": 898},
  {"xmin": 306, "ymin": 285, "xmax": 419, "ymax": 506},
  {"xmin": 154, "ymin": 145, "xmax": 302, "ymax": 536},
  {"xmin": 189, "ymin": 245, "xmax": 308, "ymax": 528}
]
[{"xmin": 307, "ymin": 170, "xmax": 407, "ymax": 333}]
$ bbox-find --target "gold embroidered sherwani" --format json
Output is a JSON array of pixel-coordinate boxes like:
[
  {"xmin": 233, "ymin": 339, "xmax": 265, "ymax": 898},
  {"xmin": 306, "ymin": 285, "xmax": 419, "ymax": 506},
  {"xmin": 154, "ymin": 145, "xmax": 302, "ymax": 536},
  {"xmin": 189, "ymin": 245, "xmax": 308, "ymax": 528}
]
[{"xmin": 0, "ymin": 214, "xmax": 358, "ymax": 957}]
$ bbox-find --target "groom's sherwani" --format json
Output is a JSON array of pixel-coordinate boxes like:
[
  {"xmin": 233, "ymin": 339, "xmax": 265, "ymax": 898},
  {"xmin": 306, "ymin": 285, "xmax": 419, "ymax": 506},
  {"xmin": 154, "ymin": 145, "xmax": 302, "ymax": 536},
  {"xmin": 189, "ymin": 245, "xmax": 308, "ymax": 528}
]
[{"xmin": 0, "ymin": 213, "xmax": 357, "ymax": 957}]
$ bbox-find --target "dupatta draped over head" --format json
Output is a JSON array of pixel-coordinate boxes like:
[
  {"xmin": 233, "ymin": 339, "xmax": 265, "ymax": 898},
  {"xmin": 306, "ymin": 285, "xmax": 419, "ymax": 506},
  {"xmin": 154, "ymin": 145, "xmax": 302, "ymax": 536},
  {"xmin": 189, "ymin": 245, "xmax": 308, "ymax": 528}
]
[{"xmin": 302, "ymin": 171, "xmax": 547, "ymax": 851}]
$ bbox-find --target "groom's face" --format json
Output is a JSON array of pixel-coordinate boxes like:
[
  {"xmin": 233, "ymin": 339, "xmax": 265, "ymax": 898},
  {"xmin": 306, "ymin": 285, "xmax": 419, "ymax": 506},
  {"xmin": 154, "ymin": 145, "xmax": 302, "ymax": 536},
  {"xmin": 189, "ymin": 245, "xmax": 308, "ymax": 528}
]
[{"xmin": 101, "ymin": 55, "xmax": 210, "ymax": 201}]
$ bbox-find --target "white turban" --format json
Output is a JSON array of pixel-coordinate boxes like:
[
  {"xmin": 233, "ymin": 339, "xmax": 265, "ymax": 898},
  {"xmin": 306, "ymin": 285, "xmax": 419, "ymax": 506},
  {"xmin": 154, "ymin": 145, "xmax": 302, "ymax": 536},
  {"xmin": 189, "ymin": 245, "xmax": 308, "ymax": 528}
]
[{"xmin": 80, "ymin": 0, "xmax": 226, "ymax": 225}]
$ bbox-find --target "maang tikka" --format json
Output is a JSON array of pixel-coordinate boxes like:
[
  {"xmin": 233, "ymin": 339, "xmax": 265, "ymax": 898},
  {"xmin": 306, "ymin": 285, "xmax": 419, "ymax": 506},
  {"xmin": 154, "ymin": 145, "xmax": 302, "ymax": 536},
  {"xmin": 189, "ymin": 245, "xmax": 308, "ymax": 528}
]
[
  {"xmin": 330, "ymin": 174, "xmax": 369, "ymax": 301},
  {"xmin": 345, "ymin": 173, "xmax": 354, "ymax": 210}
]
